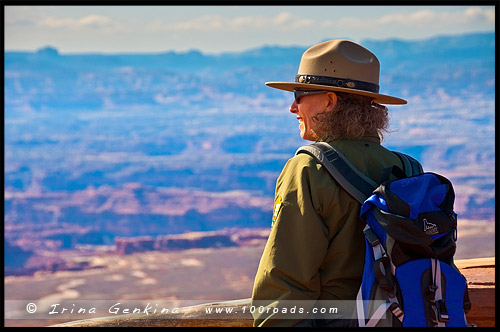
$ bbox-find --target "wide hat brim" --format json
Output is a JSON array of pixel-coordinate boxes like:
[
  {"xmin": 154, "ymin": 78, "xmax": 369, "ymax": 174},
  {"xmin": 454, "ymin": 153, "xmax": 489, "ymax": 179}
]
[{"xmin": 265, "ymin": 81, "xmax": 407, "ymax": 105}]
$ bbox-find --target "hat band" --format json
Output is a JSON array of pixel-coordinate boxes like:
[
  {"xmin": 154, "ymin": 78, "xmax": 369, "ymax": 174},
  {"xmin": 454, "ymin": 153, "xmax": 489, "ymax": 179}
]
[{"xmin": 295, "ymin": 75, "xmax": 379, "ymax": 93}]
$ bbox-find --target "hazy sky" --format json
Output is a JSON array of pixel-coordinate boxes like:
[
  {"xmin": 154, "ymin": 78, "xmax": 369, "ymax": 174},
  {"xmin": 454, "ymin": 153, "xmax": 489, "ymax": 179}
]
[{"xmin": 4, "ymin": 5, "xmax": 496, "ymax": 54}]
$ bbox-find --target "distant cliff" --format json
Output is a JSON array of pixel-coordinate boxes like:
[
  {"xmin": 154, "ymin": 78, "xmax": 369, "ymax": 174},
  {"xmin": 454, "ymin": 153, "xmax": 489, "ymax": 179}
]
[
  {"xmin": 5, "ymin": 228, "xmax": 270, "ymax": 276},
  {"xmin": 115, "ymin": 228, "xmax": 270, "ymax": 255}
]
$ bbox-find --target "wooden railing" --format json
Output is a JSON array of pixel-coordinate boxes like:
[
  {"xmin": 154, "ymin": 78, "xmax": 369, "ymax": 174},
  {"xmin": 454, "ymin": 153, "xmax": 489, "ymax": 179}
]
[{"xmin": 52, "ymin": 256, "xmax": 495, "ymax": 327}]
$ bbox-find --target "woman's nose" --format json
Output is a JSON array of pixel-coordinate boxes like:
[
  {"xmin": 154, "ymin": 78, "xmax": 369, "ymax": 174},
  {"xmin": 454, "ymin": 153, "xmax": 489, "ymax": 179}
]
[{"xmin": 289, "ymin": 100, "xmax": 298, "ymax": 113}]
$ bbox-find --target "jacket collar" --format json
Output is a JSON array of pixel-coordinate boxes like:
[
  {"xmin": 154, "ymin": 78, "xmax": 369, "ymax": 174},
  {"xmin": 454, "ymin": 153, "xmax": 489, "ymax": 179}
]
[{"xmin": 325, "ymin": 132, "xmax": 381, "ymax": 145}]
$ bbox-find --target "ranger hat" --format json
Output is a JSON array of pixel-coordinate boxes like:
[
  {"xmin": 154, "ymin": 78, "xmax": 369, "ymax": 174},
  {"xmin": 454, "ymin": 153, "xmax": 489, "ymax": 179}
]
[{"xmin": 265, "ymin": 39, "xmax": 407, "ymax": 105}]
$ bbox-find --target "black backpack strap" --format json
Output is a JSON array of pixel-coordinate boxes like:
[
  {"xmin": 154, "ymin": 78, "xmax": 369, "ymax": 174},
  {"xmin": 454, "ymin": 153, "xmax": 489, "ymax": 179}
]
[
  {"xmin": 392, "ymin": 151, "xmax": 424, "ymax": 177},
  {"xmin": 295, "ymin": 142, "xmax": 378, "ymax": 204}
]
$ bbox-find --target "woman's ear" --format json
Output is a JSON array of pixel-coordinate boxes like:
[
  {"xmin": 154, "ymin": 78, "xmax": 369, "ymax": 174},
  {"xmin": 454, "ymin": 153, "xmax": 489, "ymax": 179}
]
[{"xmin": 325, "ymin": 92, "xmax": 338, "ymax": 111}]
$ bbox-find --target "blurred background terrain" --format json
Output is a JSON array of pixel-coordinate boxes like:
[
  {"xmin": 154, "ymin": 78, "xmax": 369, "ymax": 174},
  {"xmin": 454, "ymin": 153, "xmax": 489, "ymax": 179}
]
[{"xmin": 4, "ymin": 31, "xmax": 495, "ymax": 325}]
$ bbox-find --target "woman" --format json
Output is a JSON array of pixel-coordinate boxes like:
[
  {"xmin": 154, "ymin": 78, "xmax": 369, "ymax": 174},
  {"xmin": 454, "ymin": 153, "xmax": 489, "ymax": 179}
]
[{"xmin": 251, "ymin": 39, "xmax": 410, "ymax": 327}]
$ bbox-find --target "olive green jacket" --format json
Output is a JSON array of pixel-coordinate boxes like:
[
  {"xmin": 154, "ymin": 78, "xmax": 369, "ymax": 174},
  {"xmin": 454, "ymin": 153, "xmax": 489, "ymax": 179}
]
[{"xmin": 251, "ymin": 134, "xmax": 405, "ymax": 327}]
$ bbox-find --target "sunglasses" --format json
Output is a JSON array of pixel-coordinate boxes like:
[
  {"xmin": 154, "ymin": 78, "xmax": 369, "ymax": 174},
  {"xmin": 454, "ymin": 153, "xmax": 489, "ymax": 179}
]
[{"xmin": 294, "ymin": 90, "xmax": 329, "ymax": 104}]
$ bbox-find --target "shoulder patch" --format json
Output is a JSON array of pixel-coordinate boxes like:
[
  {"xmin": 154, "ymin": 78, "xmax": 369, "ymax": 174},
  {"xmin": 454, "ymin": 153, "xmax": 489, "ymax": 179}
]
[{"xmin": 271, "ymin": 195, "xmax": 283, "ymax": 227}]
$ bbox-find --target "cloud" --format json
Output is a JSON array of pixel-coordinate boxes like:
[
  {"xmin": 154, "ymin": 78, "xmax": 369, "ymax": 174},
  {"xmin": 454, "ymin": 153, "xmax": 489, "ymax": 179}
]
[
  {"xmin": 380, "ymin": 7, "xmax": 494, "ymax": 26},
  {"xmin": 4, "ymin": 6, "xmax": 46, "ymax": 26},
  {"xmin": 377, "ymin": 9, "xmax": 436, "ymax": 26},
  {"xmin": 324, "ymin": 7, "xmax": 495, "ymax": 31},
  {"xmin": 5, "ymin": 6, "xmax": 124, "ymax": 32},
  {"xmin": 79, "ymin": 15, "xmax": 113, "ymax": 27},
  {"xmin": 39, "ymin": 14, "xmax": 122, "ymax": 30},
  {"xmin": 146, "ymin": 12, "xmax": 314, "ymax": 32}
]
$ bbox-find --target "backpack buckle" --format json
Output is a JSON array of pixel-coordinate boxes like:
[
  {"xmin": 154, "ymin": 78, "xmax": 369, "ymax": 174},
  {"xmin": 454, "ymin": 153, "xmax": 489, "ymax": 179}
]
[
  {"xmin": 436, "ymin": 300, "xmax": 450, "ymax": 323},
  {"xmin": 363, "ymin": 226, "xmax": 380, "ymax": 247},
  {"xmin": 389, "ymin": 302, "xmax": 404, "ymax": 322}
]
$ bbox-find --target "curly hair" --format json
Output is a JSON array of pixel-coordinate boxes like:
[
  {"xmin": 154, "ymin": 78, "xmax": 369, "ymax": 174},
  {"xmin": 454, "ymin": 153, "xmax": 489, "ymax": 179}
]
[{"xmin": 313, "ymin": 92, "xmax": 390, "ymax": 142}]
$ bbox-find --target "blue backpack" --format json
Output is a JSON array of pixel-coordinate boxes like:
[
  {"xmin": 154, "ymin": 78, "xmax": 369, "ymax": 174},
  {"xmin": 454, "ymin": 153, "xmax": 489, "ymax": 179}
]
[{"xmin": 296, "ymin": 142, "xmax": 471, "ymax": 327}]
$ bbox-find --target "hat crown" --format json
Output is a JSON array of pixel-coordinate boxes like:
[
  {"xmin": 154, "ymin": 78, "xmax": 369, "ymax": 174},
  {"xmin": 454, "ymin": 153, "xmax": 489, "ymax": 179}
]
[
  {"xmin": 297, "ymin": 40, "xmax": 380, "ymax": 85},
  {"xmin": 264, "ymin": 39, "xmax": 406, "ymax": 104}
]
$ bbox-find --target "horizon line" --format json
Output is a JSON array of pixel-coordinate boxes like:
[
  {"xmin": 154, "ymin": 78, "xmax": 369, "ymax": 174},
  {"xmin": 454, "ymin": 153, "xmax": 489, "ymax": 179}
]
[{"xmin": 3, "ymin": 30, "xmax": 494, "ymax": 56}]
